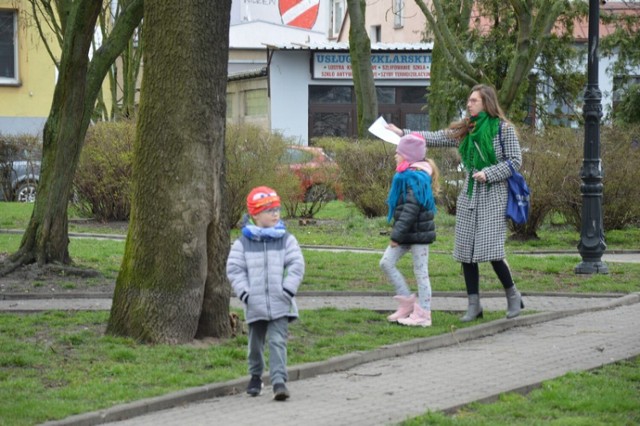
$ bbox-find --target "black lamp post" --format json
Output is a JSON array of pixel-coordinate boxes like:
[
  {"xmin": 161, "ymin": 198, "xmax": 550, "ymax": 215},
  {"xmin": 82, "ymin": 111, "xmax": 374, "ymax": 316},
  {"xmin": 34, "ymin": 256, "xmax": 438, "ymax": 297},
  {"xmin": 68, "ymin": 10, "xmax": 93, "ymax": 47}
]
[{"xmin": 575, "ymin": 0, "xmax": 608, "ymax": 274}]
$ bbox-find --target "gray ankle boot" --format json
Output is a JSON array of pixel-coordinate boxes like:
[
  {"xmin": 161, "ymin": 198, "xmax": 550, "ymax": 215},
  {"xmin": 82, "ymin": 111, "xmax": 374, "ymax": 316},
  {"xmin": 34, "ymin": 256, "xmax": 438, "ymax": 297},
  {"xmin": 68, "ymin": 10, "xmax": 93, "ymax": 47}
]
[
  {"xmin": 505, "ymin": 286, "xmax": 524, "ymax": 319},
  {"xmin": 460, "ymin": 294, "xmax": 483, "ymax": 322}
]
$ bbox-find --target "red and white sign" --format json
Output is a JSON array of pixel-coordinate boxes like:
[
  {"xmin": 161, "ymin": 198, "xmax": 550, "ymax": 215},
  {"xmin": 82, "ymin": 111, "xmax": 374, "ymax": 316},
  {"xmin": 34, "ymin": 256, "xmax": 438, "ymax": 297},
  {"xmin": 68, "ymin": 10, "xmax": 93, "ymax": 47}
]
[{"xmin": 279, "ymin": 0, "xmax": 320, "ymax": 29}]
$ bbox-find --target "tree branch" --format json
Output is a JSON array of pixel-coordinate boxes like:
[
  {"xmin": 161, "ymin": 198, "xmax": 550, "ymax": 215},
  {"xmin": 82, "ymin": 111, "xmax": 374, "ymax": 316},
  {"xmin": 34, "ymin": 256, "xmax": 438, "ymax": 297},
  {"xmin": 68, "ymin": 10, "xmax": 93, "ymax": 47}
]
[
  {"xmin": 85, "ymin": 0, "xmax": 144, "ymax": 113},
  {"xmin": 413, "ymin": 0, "xmax": 479, "ymax": 86}
]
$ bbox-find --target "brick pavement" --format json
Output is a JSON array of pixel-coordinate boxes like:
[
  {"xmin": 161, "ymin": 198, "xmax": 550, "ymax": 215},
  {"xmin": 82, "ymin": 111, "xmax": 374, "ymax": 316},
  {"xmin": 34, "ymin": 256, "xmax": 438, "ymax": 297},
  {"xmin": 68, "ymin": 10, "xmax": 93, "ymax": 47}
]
[{"xmin": 40, "ymin": 293, "xmax": 640, "ymax": 426}]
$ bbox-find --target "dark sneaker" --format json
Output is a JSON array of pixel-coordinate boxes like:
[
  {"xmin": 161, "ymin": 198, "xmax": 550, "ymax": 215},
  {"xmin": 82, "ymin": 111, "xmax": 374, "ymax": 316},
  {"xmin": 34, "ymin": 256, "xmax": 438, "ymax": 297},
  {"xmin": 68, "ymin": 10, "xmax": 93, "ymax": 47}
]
[
  {"xmin": 246, "ymin": 375, "xmax": 262, "ymax": 397},
  {"xmin": 272, "ymin": 382, "xmax": 290, "ymax": 401}
]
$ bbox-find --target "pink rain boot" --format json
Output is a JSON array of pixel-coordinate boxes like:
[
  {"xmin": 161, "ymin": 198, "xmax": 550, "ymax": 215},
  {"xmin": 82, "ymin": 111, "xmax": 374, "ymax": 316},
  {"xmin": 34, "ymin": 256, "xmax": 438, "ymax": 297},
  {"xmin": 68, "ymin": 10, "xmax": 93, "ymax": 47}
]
[
  {"xmin": 387, "ymin": 294, "xmax": 416, "ymax": 322},
  {"xmin": 398, "ymin": 303, "xmax": 432, "ymax": 327}
]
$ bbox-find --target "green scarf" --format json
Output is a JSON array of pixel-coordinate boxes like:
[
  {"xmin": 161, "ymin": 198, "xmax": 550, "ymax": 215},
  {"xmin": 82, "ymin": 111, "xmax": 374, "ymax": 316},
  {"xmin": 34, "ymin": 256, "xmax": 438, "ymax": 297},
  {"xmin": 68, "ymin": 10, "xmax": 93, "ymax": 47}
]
[{"xmin": 459, "ymin": 112, "xmax": 500, "ymax": 196}]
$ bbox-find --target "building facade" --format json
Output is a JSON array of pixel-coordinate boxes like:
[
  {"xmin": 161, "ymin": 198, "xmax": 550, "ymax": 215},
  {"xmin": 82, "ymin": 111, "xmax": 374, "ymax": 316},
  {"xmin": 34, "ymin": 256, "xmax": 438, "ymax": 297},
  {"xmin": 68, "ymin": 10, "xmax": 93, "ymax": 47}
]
[
  {"xmin": 0, "ymin": 2, "xmax": 58, "ymax": 137},
  {"xmin": 268, "ymin": 42, "xmax": 432, "ymax": 145},
  {"xmin": 227, "ymin": 0, "xmax": 432, "ymax": 144}
]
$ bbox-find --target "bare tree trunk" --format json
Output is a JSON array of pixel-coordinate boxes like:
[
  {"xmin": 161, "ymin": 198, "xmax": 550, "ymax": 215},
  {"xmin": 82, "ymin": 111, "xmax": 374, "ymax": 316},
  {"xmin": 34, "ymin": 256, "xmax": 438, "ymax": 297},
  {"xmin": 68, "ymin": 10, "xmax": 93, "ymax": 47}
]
[
  {"xmin": 121, "ymin": 35, "xmax": 143, "ymax": 119},
  {"xmin": 107, "ymin": 0, "xmax": 232, "ymax": 344},
  {"xmin": 347, "ymin": 0, "xmax": 378, "ymax": 138},
  {"xmin": 1, "ymin": 0, "xmax": 143, "ymax": 276},
  {"xmin": 94, "ymin": 2, "xmax": 143, "ymax": 122},
  {"xmin": 5, "ymin": 1, "xmax": 102, "ymax": 271}
]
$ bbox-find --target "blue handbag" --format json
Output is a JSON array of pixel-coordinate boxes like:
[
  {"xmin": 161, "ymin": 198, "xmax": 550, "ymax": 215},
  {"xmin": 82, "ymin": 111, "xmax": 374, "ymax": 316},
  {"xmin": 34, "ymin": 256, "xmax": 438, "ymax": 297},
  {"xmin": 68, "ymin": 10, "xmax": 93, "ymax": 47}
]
[{"xmin": 499, "ymin": 124, "xmax": 530, "ymax": 225}]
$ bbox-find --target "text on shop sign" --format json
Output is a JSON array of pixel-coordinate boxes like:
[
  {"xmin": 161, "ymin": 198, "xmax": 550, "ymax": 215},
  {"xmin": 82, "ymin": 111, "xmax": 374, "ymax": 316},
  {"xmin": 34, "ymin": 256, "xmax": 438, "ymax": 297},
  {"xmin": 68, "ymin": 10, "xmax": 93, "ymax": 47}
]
[{"xmin": 313, "ymin": 52, "xmax": 431, "ymax": 79}]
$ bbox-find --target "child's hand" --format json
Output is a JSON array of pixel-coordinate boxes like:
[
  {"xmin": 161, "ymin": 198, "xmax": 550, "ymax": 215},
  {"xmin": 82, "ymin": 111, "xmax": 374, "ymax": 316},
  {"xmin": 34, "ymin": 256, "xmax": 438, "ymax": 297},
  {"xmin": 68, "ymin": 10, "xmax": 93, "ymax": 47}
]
[{"xmin": 386, "ymin": 123, "xmax": 403, "ymax": 137}]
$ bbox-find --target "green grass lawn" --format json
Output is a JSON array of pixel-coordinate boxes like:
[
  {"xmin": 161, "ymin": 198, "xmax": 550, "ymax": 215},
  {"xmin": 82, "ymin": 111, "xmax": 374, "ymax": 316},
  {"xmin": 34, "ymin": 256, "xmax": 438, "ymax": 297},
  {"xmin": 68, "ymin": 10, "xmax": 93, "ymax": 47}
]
[
  {"xmin": 1, "ymin": 201, "xmax": 639, "ymax": 425},
  {"xmin": 3, "ymin": 200, "xmax": 640, "ymax": 252},
  {"xmin": 2, "ymin": 201, "xmax": 639, "ymax": 295},
  {"xmin": 1, "ymin": 233, "xmax": 639, "ymax": 294}
]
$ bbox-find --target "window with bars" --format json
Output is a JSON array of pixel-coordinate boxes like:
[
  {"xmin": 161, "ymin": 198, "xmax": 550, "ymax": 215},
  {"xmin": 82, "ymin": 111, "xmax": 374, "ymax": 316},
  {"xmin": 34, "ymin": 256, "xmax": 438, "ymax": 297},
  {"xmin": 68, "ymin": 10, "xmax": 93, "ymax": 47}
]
[
  {"xmin": 244, "ymin": 89, "xmax": 268, "ymax": 116},
  {"xmin": 308, "ymin": 85, "xmax": 430, "ymax": 140}
]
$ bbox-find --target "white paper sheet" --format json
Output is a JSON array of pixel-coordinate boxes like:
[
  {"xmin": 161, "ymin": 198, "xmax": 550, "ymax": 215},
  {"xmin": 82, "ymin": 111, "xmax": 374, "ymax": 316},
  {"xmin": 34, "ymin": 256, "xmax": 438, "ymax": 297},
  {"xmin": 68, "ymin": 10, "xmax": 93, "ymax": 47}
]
[{"xmin": 368, "ymin": 116, "xmax": 401, "ymax": 144}]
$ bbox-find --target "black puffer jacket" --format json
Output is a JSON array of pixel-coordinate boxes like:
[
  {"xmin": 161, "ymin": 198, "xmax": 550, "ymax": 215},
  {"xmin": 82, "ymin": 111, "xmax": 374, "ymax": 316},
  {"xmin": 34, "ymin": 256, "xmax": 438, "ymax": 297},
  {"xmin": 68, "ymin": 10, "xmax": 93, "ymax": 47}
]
[{"xmin": 390, "ymin": 188, "xmax": 436, "ymax": 245}]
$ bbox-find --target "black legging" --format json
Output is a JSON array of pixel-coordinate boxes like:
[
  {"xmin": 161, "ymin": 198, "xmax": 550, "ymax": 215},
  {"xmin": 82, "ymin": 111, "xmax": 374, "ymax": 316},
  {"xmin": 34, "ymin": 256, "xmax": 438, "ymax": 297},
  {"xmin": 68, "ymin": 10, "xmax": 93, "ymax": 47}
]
[{"xmin": 462, "ymin": 260, "xmax": 515, "ymax": 295}]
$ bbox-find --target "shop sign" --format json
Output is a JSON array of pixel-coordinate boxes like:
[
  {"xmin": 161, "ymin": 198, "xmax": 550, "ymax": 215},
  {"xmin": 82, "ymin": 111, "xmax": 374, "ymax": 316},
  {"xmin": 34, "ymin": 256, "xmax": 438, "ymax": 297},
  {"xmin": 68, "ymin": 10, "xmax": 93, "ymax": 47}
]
[{"xmin": 313, "ymin": 52, "xmax": 431, "ymax": 79}]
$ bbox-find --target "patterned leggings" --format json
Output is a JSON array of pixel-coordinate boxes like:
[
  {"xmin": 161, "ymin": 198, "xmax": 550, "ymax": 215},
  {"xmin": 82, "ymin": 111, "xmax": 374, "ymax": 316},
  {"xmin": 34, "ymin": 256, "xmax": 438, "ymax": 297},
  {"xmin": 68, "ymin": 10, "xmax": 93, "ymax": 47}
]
[{"xmin": 379, "ymin": 244, "xmax": 432, "ymax": 311}]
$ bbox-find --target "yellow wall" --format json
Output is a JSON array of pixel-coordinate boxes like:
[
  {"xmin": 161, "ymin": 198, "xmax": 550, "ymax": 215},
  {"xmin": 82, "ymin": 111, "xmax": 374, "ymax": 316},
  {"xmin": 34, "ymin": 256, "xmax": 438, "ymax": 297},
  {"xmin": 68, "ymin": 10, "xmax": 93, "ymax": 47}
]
[
  {"xmin": 0, "ymin": 1, "xmax": 59, "ymax": 129},
  {"xmin": 0, "ymin": 1, "xmax": 116, "ymax": 136}
]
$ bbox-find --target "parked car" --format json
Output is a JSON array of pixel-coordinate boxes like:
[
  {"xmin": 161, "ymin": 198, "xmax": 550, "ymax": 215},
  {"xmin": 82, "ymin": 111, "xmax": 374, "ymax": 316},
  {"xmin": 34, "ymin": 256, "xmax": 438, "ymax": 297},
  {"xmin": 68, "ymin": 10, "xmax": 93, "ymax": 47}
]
[
  {"xmin": 0, "ymin": 153, "xmax": 40, "ymax": 202},
  {"xmin": 281, "ymin": 145, "xmax": 342, "ymax": 202}
]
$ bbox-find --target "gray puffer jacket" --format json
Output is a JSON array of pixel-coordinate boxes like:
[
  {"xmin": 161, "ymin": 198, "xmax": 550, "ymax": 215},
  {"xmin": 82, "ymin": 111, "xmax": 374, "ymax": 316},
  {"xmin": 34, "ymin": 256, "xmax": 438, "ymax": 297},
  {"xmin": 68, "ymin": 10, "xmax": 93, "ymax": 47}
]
[{"xmin": 226, "ymin": 233, "xmax": 305, "ymax": 324}]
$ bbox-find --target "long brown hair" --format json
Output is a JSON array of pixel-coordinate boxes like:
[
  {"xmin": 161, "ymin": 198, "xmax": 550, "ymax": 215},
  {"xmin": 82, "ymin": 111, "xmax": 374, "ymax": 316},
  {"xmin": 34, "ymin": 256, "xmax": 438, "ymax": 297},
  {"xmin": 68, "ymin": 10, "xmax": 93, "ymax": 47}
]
[
  {"xmin": 448, "ymin": 84, "xmax": 509, "ymax": 139},
  {"xmin": 426, "ymin": 158, "xmax": 440, "ymax": 196}
]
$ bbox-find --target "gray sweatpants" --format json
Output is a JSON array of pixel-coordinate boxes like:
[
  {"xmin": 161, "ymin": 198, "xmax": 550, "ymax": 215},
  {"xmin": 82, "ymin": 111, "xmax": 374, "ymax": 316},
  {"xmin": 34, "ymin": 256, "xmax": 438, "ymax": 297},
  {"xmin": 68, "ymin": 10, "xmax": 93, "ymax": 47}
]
[{"xmin": 247, "ymin": 317, "xmax": 289, "ymax": 385}]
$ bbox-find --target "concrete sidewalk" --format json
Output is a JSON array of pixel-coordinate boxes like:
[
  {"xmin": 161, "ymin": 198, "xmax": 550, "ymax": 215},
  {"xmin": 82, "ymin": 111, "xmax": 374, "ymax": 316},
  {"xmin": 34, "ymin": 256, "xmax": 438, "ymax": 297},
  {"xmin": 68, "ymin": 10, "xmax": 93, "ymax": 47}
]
[
  {"xmin": 0, "ymin": 292, "xmax": 625, "ymax": 313},
  {"xmin": 38, "ymin": 292, "xmax": 640, "ymax": 426}
]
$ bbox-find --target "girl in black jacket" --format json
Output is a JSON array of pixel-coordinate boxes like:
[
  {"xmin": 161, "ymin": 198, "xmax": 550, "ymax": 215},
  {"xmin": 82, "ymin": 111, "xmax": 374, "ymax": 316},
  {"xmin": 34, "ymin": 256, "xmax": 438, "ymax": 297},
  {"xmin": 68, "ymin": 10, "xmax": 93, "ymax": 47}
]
[{"xmin": 380, "ymin": 133, "xmax": 439, "ymax": 327}]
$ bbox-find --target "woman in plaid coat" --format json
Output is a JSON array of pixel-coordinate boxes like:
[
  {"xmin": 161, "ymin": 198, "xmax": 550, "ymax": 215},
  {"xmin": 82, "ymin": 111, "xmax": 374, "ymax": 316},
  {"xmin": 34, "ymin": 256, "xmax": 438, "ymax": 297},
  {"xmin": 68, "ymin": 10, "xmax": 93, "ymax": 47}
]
[{"xmin": 387, "ymin": 84, "xmax": 524, "ymax": 322}]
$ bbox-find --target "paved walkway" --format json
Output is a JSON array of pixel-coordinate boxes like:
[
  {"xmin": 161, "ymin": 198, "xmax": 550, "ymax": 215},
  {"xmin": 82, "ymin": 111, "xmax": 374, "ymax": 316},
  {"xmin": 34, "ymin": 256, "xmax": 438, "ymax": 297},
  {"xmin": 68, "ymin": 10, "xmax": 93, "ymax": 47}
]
[
  {"xmin": 28, "ymin": 291, "xmax": 640, "ymax": 426},
  {"xmin": 0, "ymin": 292, "xmax": 628, "ymax": 314}
]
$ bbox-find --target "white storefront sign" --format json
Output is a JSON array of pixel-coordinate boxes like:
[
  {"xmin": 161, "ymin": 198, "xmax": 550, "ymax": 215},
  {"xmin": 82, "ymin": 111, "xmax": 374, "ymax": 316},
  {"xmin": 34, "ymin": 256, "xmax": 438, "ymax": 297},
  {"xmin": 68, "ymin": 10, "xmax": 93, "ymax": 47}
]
[{"xmin": 313, "ymin": 52, "xmax": 431, "ymax": 79}]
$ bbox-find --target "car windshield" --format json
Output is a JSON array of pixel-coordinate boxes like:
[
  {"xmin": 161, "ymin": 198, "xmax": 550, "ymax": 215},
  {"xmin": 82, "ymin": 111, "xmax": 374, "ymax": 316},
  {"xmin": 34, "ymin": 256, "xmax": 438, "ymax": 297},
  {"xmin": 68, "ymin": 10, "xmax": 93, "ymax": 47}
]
[
  {"xmin": 281, "ymin": 148, "xmax": 315, "ymax": 165},
  {"xmin": 17, "ymin": 149, "xmax": 41, "ymax": 161},
  {"xmin": 1, "ymin": 147, "xmax": 42, "ymax": 163}
]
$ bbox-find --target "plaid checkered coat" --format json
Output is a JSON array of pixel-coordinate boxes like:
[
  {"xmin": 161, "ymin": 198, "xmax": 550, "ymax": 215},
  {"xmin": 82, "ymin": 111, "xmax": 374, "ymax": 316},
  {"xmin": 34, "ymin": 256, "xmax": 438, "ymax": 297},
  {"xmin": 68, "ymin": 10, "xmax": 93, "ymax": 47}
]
[{"xmin": 409, "ymin": 123, "xmax": 522, "ymax": 263}]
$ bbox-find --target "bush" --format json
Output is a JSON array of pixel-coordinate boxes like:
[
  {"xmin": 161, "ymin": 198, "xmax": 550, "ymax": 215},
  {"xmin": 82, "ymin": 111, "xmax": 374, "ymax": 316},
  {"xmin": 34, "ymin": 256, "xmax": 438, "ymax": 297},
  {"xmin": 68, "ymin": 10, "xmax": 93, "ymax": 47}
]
[
  {"xmin": 74, "ymin": 120, "xmax": 135, "ymax": 221},
  {"xmin": 512, "ymin": 126, "xmax": 576, "ymax": 239},
  {"xmin": 75, "ymin": 122, "xmax": 326, "ymax": 226},
  {"xmin": 552, "ymin": 124, "xmax": 640, "ymax": 231},
  {"xmin": 614, "ymin": 84, "xmax": 640, "ymax": 125},
  {"xmin": 317, "ymin": 137, "xmax": 395, "ymax": 218},
  {"xmin": 318, "ymin": 124, "xmax": 640, "ymax": 236},
  {"xmin": 278, "ymin": 170, "xmax": 335, "ymax": 219},
  {"xmin": 422, "ymin": 127, "xmax": 640, "ymax": 240},
  {"xmin": 225, "ymin": 124, "xmax": 308, "ymax": 226},
  {"xmin": 601, "ymin": 125, "xmax": 640, "ymax": 228}
]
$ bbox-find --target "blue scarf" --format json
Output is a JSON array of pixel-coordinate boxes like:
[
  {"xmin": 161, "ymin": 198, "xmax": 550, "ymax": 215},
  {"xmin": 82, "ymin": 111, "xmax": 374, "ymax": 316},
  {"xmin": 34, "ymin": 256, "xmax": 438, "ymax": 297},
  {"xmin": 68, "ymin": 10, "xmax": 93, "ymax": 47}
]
[
  {"xmin": 386, "ymin": 169, "xmax": 436, "ymax": 223},
  {"xmin": 241, "ymin": 214, "xmax": 287, "ymax": 241}
]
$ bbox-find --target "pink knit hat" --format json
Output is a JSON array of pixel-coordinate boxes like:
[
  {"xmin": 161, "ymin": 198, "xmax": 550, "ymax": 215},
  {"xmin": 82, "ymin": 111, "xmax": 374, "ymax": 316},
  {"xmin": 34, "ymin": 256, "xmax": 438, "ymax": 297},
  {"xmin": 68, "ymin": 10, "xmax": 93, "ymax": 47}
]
[{"xmin": 396, "ymin": 133, "xmax": 426, "ymax": 163}]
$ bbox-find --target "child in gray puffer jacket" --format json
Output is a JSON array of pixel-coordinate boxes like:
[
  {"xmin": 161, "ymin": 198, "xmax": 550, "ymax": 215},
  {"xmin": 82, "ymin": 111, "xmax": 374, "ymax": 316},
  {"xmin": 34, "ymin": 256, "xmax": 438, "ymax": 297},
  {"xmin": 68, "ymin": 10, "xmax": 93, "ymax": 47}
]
[{"xmin": 226, "ymin": 186, "xmax": 305, "ymax": 401}]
